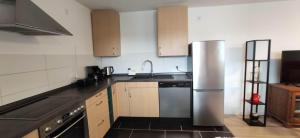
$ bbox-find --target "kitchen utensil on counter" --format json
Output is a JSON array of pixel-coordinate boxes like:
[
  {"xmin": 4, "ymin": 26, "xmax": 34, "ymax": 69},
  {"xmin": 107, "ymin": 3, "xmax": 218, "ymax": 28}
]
[{"xmin": 103, "ymin": 66, "xmax": 114, "ymax": 76}]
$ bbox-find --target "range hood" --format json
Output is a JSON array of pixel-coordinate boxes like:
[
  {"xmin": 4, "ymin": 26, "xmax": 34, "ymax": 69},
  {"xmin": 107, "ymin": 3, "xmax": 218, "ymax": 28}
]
[{"xmin": 0, "ymin": 0, "xmax": 72, "ymax": 35}]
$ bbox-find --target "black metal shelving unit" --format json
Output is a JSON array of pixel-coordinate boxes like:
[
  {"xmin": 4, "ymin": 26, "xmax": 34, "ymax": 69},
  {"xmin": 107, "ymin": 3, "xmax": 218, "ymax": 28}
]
[{"xmin": 242, "ymin": 39, "xmax": 271, "ymax": 127}]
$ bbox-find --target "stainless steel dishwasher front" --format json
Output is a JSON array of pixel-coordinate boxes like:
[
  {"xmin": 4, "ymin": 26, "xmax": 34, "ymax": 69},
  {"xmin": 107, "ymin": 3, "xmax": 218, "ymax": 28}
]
[{"xmin": 159, "ymin": 82, "xmax": 191, "ymax": 118}]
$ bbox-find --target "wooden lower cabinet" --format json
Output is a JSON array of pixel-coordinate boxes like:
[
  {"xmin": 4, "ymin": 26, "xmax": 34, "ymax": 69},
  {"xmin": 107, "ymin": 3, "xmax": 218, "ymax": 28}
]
[
  {"xmin": 86, "ymin": 89, "xmax": 110, "ymax": 138},
  {"xmin": 115, "ymin": 82, "xmax": 159, "ymax": 117},
  {"xmin": 85, "ymin": 82, "xmax": 159, "ymax": 138},
  {"xmin": 22, "ymin": 130, "xmax": 39, "ymax": 138},
  {"xmin": 115, "ymin": 82, "xmax": 130, "ymax": 116},
  {"xmin": 127, "ymin": 82, "xmax": 159, "ymax": 117},
  {"xmin": 112, "ymin": 84, "xmax": 120, "ymax": 121},
  {"xmin": 268, "ymin": 84, "xmax": 300, "ymax": 127}
]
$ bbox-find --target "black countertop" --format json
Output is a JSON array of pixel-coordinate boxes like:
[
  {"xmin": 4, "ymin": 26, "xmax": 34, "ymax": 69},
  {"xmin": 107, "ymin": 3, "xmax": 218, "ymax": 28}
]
[{"xmin": 0, "ymin": 74, "xmax": 191, "ymax": 138}]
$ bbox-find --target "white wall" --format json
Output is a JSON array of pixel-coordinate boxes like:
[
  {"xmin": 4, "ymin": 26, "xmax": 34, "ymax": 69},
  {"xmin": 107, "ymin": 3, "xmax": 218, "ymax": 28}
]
[
  {"xmin": 189, "ymin": 0, "xmax": 300, "ymax": 114},
  {"xmin": 0, "ymin": 0, "xmax": 96, "ymax": 106},
  {"xmin": 100, "ymin": 0, "xmax": 300, "ymax": 114},
  {"xmin": 100, "ymin": 11, "xmax": 188, "ymax": 74}
]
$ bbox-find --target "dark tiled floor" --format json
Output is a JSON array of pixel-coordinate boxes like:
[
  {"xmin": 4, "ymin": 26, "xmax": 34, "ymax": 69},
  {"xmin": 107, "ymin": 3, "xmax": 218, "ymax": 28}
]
[
  {"xmin": 131, "ymin": 130, "xmax": 165, "ymax": 138},
  {"xmin": 166, "ymin": 131, "xmax": 201, "ymax": 138},
  {"xmin": 119, "ymin": 117, "xmax": 151, "ymax": 129},
  {"xmin": 105, "ymin": 129, "xmax": 132, "ymax": 138},
  {"xmin": 105, "ymin": 117, "xmax": 234, "ymax": 138},
  {"xmin": 151, "ymin": 118, "xmax": 182, "ymax": 130}
]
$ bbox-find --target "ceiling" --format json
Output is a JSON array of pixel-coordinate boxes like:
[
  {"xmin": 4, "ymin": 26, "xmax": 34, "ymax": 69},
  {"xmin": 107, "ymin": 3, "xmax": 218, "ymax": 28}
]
[{"xmin": 76, "ymin": 0, "xmax": 286, "ymax": 12}]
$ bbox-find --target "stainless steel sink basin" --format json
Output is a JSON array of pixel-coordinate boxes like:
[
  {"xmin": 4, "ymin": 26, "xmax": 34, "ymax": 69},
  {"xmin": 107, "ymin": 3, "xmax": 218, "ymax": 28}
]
[{"xmin": 131, "ymin": 74, "xmax": 173, "ymax": 80}]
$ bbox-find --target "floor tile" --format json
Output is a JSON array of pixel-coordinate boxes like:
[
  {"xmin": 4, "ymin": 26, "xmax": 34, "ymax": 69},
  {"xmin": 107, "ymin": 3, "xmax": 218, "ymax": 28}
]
[
  {"xmin": 200, "ymin": 132, "xmax": 234, "ymax": 138},
  {"xmin": 181, "ymin": 119, "xmax": 216, "ymax": 131},
  {"xmin": 150, "ymin": 118, "xmax": 182, "ymax": 130},
  {"xmin": 119, "ymin": 117, "xmax": 150, "ymax": 129},
  {"xmin": 131, "ymin": 130, "xmax": 165, "ymax": 138},
  {"xmin": 215, "ymin": 126, "xmax": 230, "ymax": 132},
  {"xmin": 166, "ymin": 131, "xmax": 201, "ymax": 138},
  {"xmin": 111, "ymin": 117, "xmax": 122, "ymax": 128},
  {"xmin": 104, "ymin": 129, "xmax": 132, "ymax": 138}
]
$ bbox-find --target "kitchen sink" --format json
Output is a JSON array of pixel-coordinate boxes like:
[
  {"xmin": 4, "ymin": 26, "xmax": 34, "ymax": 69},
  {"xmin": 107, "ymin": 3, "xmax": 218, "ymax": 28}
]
[{"xmin": 131, "ymin": 74, "xmax": 173, "ymax": 80}]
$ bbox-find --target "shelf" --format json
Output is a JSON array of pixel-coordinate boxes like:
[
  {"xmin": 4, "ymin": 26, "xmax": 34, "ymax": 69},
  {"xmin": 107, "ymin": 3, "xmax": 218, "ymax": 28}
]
[
  {"xmin": 245, "ymin": 99, "xmax": 265, "ymax": 105},
  {"xmin": 243, "ymin": 118, "xmax": 265, "ymax": 127},
  {"xmin": 296, "ymin": 99, "xmax": 300, "ymax": 102},
  {"xmin": 294, "ymin": 110, "xmax": 300, "ymax": 114},
  {"xmin": 246, "ymin": 59, "xmax": 269, "ymax": 62},
  {"xmin": 246, "ymin": 80, "xmax": 267, "ymax": 84},
  {"xmin": 243, "ymin": 39, "xmax": 271, "ymax": 127}
]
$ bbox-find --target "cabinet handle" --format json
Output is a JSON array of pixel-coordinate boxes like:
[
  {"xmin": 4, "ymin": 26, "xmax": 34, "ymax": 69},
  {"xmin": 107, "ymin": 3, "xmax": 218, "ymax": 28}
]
[
  {"xmin": 97, "ymin": 120, "xmax": 105, "ymax": 126},
  {"xmin": 96, "ymin": 101, "xmax": 103, "ymax": 106},
  {"xmin": 128, "ymin": 92, "xmax": 132, "ymax": 98}
]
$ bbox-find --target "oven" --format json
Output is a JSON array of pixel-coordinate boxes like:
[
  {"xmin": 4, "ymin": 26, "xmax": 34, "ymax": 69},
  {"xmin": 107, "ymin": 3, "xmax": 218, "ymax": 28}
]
[{"xmin": 39, "ymin": 104, "xmax": 88, "ymax": 138}]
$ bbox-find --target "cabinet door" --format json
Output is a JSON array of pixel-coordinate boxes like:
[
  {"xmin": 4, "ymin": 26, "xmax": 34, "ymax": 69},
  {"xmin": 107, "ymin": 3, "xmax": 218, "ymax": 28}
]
[
  {"xmin": 291, "ymin": 93, "xmax": 300, "ymax": 123},
  {"xmin": 115, "ymin": 83, "xmax": 130, "ymax": 116},
  {"xmin": 112, "ymin": 84, "xmax": 120, "ymax": 121},
  {"xmin": 127, "ymin": 82, "xmax": 159, "ymax": 117},
  {"xmin": 157, "ymin": 6, "xmax": 188, "ymax": 56},
  {"xmin": 92, "ymin": 10, "xmax": 121, "ymax": 57},
  {"xmin": 22, "ymin": 130, "xmax": 39, "ymax": 138}
]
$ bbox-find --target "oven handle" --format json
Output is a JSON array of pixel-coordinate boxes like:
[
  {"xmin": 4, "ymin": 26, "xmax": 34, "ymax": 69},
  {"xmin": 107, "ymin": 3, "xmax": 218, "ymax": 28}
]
[{"xmin": 52, "ymin": 113, "xmax": 86, "ymax": 138}]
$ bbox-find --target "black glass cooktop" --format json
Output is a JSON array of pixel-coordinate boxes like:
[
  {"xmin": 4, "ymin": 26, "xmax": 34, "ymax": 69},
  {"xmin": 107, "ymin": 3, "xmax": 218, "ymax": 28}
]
[{"xmin": 0, "ymin": 97, "xmax": 80, "ymax": 121}]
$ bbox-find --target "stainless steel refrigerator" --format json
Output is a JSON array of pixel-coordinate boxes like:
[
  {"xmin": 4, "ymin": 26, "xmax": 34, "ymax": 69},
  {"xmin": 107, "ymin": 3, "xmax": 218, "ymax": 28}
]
[{"xmin": 189, "ymin": 40, "xmax": 225, "ymax": 126}]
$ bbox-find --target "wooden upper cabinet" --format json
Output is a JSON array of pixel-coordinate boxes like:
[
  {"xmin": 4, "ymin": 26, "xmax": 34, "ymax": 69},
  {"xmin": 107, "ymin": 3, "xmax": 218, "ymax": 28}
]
[
  {"xmin": 157, "ymin": 6, "xmax": 188, "ymax": 56},
  {"xmin": 91, "ymin": 10, "xmax": 121, "ymax": 57}
]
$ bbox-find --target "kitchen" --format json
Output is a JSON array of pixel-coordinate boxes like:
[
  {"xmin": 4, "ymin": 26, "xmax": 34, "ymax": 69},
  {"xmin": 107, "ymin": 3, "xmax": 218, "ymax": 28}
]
[{"xmin": 1, "ymin": 0, "xmax": 300, "ymax": 138}]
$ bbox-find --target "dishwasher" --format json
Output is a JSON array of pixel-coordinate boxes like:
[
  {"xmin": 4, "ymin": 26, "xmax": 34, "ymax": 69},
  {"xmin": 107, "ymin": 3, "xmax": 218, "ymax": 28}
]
[{"xmin": 159, "ymin": 82, "xmax": 191, "ymax": 118}]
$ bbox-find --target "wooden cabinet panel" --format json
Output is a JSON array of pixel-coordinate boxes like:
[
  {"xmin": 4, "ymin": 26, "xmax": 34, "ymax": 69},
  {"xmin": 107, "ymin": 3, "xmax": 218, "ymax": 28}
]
[
  {"xmin": 157, "ymin": 6, "xmax": 188, "ymax": 56},
  {"xmin": 268, "ymin": 84, "xmax": 300, "ymax": 127},
  {"xmin": 86, "ymin": 90, "xmax": 107, "ymax": 107},
  {"xmin": 115, "ymin": 82, "xmax": 130, "ymax": 116},
  {"xmin": 92, "ymin": 10, "xmax": 121, "ymax": 57},
  {"xmin": 89, "ymin": 114, "xmax": 110, "ymax": 138},
  {"xmin": 126, "ymin": 82, "xmax": 159, "ymax": 117},
  {"xmin": 86, "ymin": 89, "xmax": 110, "ymax": 138},
  {"xmin": 115, "ymin": 82, "xmax": 159, "ymax": 117},
  {"xmin": 127, "ymin": 87, "xmax": 159, "ymax": 117},
  {"xmin": 126, "ymin": 82, "xmax": 158, "ymax": 88},
  {"xmin": 112, "ymin": 84, "xmax": 120, "ymax": 121},
  {"xmin": 22, "ymin": 130, "xmax": 39, "ymax": 138}
]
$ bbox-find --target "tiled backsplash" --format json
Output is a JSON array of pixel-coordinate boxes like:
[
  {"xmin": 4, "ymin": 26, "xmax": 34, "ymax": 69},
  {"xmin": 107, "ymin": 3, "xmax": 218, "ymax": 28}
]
[{"xmin": 0, "ymin": 54, "xmax": 96, "ymax": 106}]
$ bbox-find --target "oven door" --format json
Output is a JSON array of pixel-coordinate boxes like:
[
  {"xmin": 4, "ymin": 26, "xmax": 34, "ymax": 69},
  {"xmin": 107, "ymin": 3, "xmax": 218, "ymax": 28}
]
[{"xmin": 48, "ymin": 112, "xmax": 88, "ymax": 138}]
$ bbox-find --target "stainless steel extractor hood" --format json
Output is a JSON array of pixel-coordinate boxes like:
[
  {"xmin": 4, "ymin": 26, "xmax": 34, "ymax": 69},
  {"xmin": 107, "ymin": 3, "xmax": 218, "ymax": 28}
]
[{"xmin": 0, "ymin": 0, "xmax": 72, "ymax": 35}]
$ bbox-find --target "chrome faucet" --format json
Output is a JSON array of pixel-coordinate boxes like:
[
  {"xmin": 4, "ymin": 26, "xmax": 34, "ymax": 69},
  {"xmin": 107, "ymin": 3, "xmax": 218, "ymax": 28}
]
[{"xmin": 142, "ymin": 59, "xmax": 153, "ymax": 76}]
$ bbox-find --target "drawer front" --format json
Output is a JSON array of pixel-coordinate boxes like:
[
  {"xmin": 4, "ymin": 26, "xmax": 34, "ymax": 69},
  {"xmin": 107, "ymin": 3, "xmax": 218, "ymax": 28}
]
[
  {"xmin": 92, "ymin": 114, "xmax": 110, "ymax": 138},
  {"xmin": 86, "ymin": 94, "xmax": 110, "ymax": 138},
  {"xmin": 86, "ymin": 89, "xmax": 107, "ymax": 106},
  {"xmin": 87, "ymin": 95, "xmax": 109, "ymax": 124}
]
